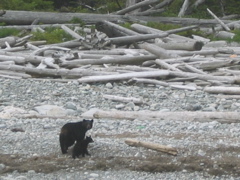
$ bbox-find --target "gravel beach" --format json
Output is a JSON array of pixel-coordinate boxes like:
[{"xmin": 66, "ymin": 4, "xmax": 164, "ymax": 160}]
[{"xmin": 0, "ymin": 77, "xmax": 240, "ymax": 180}]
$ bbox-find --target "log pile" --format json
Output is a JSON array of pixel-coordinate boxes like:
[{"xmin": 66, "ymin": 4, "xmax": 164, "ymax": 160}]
[{"xmin": 1, "ymin": 10, "xmax": 240, "ymax": 94}]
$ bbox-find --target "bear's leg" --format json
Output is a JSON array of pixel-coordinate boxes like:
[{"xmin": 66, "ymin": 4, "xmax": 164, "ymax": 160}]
[{"xmin": 59, "ymin": 133, "xmax": 68, "ymax": 154}]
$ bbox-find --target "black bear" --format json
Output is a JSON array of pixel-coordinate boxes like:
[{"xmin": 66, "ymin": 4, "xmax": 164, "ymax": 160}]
[
  {"xmin": 72, "ymin": 136, "xmax": 94, "ymax": 159},
  {"xmin": 59, "ymin": 119, "xmax": 93, "ymax": 154}
]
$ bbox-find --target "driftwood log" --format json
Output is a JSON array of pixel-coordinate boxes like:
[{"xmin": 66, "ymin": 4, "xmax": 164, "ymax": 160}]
[
  {"xmin": 125, "ymin": 138, "xmax": 178, "ymax": 155},
  {"xmin": 92, "ymin": 109, "xmax": 240, "ymax": 123},
  {"xmin": 0, "ymin": 10, "xmax": 234, "ymax": 26}
]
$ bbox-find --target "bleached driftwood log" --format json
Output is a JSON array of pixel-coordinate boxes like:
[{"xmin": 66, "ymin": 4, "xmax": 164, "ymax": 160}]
[
  {"xmin": 169, "ymin": 70, "xmax": 239, "ymax": 84},
  {"xmin": 155, "ymin": 59, "xmax": 181, "ymax": 71},
  {"xmin": 78, "ymin": 70, "xmax": 170, "ymax": 83},
  {"xmin": 103, "ymin": 94, "xmax": 144, "ymax": 104},
  {"xmin": 148, "ymin": 0, "xmax": 174, "ymax": 10},
  {"xmin": 93, "ymin": 109, "xmax": 240, "ymax": 123},
  {"xmin": 115, "ymin": 0, "xmax": 161, "ymax": 15},
  {"xmin": 139, "ymin": 42, "xmax": 179, "ymax": 59},
  {"xmin": 130, "ymin": 77, "xmax": 169, "ymax": 86},
  {"xmin": 125, "ymin": 138, "xmax": 177, "ymax": 155},
  {"xmin": 0, "ymin": 64, "xmax": 115, "ymax": 78},
  {"xmin": 155, "ymin": 40, "xmax": 203, "ymax": 51},
  {"xmin": 207, "ymin": 8, "xmax": 230, "ymax": 31},
  {"xmin": 131, "ymin": 23, "xmax": 196, "ymax": 42},
  {"xmin": 61, "ymin": 25, "xmax": 84, "ymax": 40},
  {"xmin": 0, "ymin": 36, "xmax": 18, "ymax": 48},
  {"xmin": 178, "ymin": 0, "xmax": 190, "ymax": 17},
  {"xmin": 204, "ymin": 86, "xmax": 240, "ymax": 95},
  {"xmin": 215, "ymin": 31, "xmax": 235, "ymax": 39},
  {"xmin": 0, "ymin": 55, "xmax": 25, "ymax": 64},
  {"xmin": 97, "ymin": 20, "xmax": 139, "ymax": 38},
  {"xmin": 132, "ymin": 8, "xmax": 165, "ymax": 16},
  {"xmin": 0, "ymin": 10, "xmax": 233, "ymax": 26},
  {"xmin": 107, "ymin": 25, "xmax": 198, "ymax": 45},
  {"xmin": 61, "ymin": 54, "xmax": 157, "ymax": 67}
]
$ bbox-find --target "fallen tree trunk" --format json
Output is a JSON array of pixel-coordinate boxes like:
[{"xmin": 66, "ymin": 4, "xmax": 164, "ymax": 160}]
[
  {"xmin": 115, "ymin": 0, "xmax": 161, "ymax": 15},
  {"xmin": 0, "ymin": 10, "xmax": 234, "ymax": 26},
  {"xmin": 103, "ymin": 94, "xmax": 144, "ymax": 104},
  {"xmin": 78, "ymin": 70, "xmax": 170, "ymax": 83},
  {"xmin": 204, "ymin": 86, "xmax": 240, "ymax": 95},
  {"xmin": 125, "ymin": 138, "xmax": 178, "ymax": 155},
  {"xmin": 93, "ymin": 109, "xmax": 240, "ymax": 123}
]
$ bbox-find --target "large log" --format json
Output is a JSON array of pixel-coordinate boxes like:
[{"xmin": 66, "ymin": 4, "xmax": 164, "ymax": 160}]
[
  {"xmin": 93, "ymin": 109, "xmax": 240, "ymax": 123},
  {"xmin": 115, "ymin": 0, "xmax": 161, "ymax": 15},
  {"xmin": 204, "ymin": 86, "xmax": 240, "ymax": 95},
  {"xmin": 139, "ymin": 42, "xmax": 179, "ymax": 59},
  {"xmin": 78, "ymin": 70, "xmax": 170, "ymax": 83},
  {"xmin": 0, "ymin": 10, "xmax": 234, "ymax": 26},
  {"xmin": 0, "ymin": 64, "xmax": 115, "ymax": 78},
  {"xmin": 61, "ymin": 54, "xmax": 157, "ymax": 67},
  {"xmin": 125, "ymin": 139, "xmax": 177, "ymax": 155}
]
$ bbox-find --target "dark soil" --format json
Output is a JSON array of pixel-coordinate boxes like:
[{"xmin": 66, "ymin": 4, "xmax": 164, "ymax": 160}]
[{"xmin": 1, "ymin": 135, "xmax": 240, "ymax": 177}]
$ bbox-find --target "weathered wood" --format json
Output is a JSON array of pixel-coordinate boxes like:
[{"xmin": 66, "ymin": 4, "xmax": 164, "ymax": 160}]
[
  {"xmin": 130, "ymin": 77, "xmax": 169, "ymax": 86},
  {"xmin": 0, "ymin": 36, "xmax": 18, "ymax": 48},
  {"xmin": 178, "ymin": 0, "xmax": 190, "ymax": 17},
  {"xmin": 115, "ymin": 0, "xmax": 161, "ymax": 15},
  {"xmin": 0, "ymin": 10, "xmax": 234, "ymax": 26},
  {"xmin": 61, "ymin": 25, "xmax": 84, "ymax": 40},
  {"xmin": 155, "ymin": 40, "xmax": 203, "ymax": 51},
  {"xmin": 132, "ymin": 8, "xmax": 165, "ymax": 16},
  {"xmin": 139, "ymin": 42, "xmax": 179, "ymax": 59},
  {"xmin": 215, "ymin": 31, "xmax": 235, "ymax": 39},
  {"xmin": 61, "ymin": 55, "xmax": 157, "ymax": 67},
  {"xmin": 93, "ymin": 109, "xmax": 240, "ymax": 123},
  {"xmin": 125, "ymin": 138, "xmax": 177, "ymax": 155},
  {"xmin": 169, "ymin": 70, "xmax": 239, "ymax": 84},
  {"xmin": 155, "ymin": 59, "xmax": 181, "ymax": 71},
  {"xmin": 204, "ymin": 86, "xmax": 240, "ymax": 95},
  {"xmin": 78, "ymin": 70, "xmax": 170, "ymax": 83},
  {"xmin": 131, "ymin": 23, "xmax": 196, "ymax": 42},
  {"xmin": 103, "ymin": 94, "xmax": 144, "ymax": 104},
  {"xmin": 207, "ymin": 8, "xmax": 231, "ymax": 31},
  {"xmin": 107, "ymin": 25, "xmax": 198, "ymax": 45},
  {"xmin": 0, "ymin": 64, "xmax": 115, "ymax": 78}
]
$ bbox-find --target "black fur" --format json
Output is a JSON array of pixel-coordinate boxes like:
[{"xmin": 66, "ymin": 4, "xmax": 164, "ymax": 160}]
[
  {"xmin": 59, "ymin": 119, "xmax": 93, "ymax": 154},
  {"xmin": 72, "ymin": 136, "xmax": 94, "ymax": 159}
]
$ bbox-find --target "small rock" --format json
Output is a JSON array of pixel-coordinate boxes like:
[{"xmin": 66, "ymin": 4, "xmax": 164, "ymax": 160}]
[
  {"xmin": 105, "ymin": 83, "xmax": 113, "ymax": 89},
  {"xmin": 64, "ymin": 102, "xmax": 77, "ymax": 110},
  {"xmin": 89, "ymin": 173, "xmax": 99, "ymax": 178}
]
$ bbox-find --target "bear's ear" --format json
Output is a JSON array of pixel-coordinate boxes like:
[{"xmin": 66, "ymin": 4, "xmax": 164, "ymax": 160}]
[{"xmin": 91, "ymin": 119, "xmax": 94, "ymax": 122}]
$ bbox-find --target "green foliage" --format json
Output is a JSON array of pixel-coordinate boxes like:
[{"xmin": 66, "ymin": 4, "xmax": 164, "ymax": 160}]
[
  {"xmin": 231, "ymin": 30, "xmax": 240, "ymax": 43},
  {"xmin": 0, "ymin": 0, "xmax": 54, "ymax": 11},
  {"xmin": 69, "ymin": 17, "xmax": 86, "ymax": 26},
  {"xmin": 0, "ymin": 28, "xmax": 21, "ymax": 38},
  {"xmin": 31, "ymin": 27, "xmax": 73, "ymax": 44}
]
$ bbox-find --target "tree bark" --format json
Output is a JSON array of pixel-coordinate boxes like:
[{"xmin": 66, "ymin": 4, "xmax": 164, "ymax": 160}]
[{"xmin": 125, "ymin": 138, "xmax": 178, "ymax": 155}]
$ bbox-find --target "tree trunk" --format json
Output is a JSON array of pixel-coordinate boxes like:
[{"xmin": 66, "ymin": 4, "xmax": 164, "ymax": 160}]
[
  {"xmin": 93, "ymin": 109, "xmax": 240, "ymax": 123},
  {"xmin": 204, "ymin": 86, "xmax": 240, "ymax": 95},
  {"xmin": 125, "ymin": 138, "xmax": 178, "ymax": 155},
  {"xmin": 78, "ymin": 70, "xmax": 170, "ymax": 83},
  {"xmin": 0, "ymin": 10, "xmax": 234, "ymax": 26}
]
